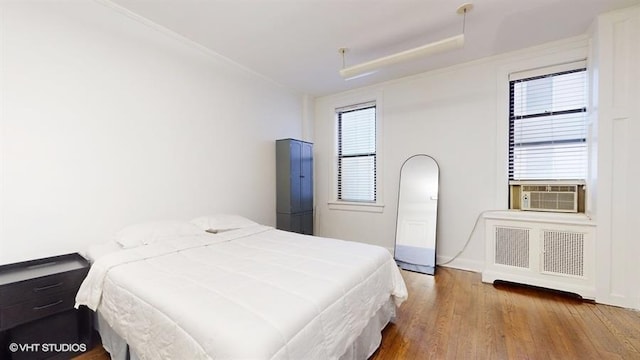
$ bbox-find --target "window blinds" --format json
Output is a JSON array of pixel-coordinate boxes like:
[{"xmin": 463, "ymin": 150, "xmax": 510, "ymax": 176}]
[
  {"xmin": 337, "ymin": 103, "xmax": 376, "ymax": 202},
  {"xmin": 509, "ymin": 66, "xmax": 587, "ymax": 181}
]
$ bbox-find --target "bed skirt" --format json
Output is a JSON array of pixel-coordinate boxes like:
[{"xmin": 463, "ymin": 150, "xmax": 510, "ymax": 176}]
[{"xmin": 96, "ymin": 297, "xmax": 396, "ymax": 360}]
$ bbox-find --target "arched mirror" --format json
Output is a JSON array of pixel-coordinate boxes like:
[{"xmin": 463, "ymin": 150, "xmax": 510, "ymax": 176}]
[{"xmin": 394, "ymin": 155, "xmax": 439, "ymax": 275}]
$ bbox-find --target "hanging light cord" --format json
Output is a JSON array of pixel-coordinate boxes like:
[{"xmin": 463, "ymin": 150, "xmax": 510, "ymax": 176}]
[
  {"xmin": 462, "ymin": 7, "xmax": 467, "ymax": 34},
  {"xmin": 457, "ymin": 2, "xmax": 472, "ymax": 35}
]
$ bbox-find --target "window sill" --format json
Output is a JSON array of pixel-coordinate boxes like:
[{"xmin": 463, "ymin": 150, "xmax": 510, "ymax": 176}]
[
  {"xmin": 327, "ymin": 201, "xmax": 385, "ymax": 213},
  {"xmin": 483, "ymin": 210, "xmax": 595, "ymax": 226}
]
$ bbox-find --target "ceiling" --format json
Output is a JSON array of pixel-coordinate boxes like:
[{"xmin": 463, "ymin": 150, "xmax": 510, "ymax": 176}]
[{"xmin": 109, "ymin": 0, "xmax": 640, "ymax": 96}]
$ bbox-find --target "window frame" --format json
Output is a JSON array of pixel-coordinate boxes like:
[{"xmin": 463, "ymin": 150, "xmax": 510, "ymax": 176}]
[
  {"xmin": 493, "ymin": 39, "xmax": 589, "ymax": 209},
  {"xmin": 328, "ymin": 91, "xmax": 384, "ymax": 213},
  {"xmin": 336, "ymin": 102, "xmax": 377, "ymax": 203},
  {"xmin": 508, "ymin": 66, "xmax": 588, "ymax": 182}
]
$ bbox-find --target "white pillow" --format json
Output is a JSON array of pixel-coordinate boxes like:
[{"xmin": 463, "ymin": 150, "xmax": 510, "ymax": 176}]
[
  {"xmin": 115, "ymin": 220, "xmax": 204, "ymax": 248},
  {"xmin": 190, "ymin": 214, "xmax": 258, "ymax": 232}
]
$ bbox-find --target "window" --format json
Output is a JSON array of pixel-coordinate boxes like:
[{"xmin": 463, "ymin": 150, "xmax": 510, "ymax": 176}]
[
  {"xmin": 337, "ymin": 102, "xmax": 376, "ymax": 202},
  {"xmin": 509, "ymin": 64, "xmax": 588, "ymax": 181}
]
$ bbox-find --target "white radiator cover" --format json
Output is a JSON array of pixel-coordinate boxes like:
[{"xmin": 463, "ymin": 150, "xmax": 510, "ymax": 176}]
[{"xmin": 483, "ymin": 211, "xmax": 595, "ymax": 299}]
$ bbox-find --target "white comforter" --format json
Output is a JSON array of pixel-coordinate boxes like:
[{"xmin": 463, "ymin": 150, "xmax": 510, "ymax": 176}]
[{"xmin": 76, "ymin": 226, "xmax": 408, "ymax": 360}]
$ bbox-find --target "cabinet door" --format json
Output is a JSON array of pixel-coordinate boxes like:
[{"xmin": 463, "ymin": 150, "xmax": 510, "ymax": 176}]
[
  {"xmin": 289, "ymin": 140, "xmax": 302, "ymax": 213},
  {"xmin": 277, "ymin": 213, "xmax": 300, "ymax": 233},
  {"xmin": 301, "ymin": 212, "xmax": 313, "ymax": 235},
  {"xmin": 300, "ymin": 142, "xmax": 313, "ymax": 212},
  {"xmin": 276, "ymin": 212, "xmax": 312, "ymax": 235}
]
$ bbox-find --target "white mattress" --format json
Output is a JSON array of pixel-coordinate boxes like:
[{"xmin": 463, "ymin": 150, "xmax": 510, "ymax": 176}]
[{"xmin": 76, "ymin": 225, "xmax": 407, "ymax": 359}]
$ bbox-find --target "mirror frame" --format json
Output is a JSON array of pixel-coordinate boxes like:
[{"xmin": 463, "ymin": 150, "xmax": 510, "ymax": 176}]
[{"xmin": 393, "ymin": 154, "xmax": 440, "ymax": 275}]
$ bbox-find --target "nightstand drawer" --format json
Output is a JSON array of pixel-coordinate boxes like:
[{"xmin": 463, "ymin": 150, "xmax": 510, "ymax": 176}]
[
  {"xmin": 0, "ymin": 271, "xmax": 86, "ymax": 306},
  {"xmin": 0, "ymin": 291, "xmax": 76, "ymax": 330},
  {"xmin": 0, "ymin": 253, "xmax": 92, "ymax": 359}
]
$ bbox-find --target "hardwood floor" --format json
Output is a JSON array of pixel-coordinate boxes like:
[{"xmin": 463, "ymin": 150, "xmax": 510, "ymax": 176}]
[
  {"xmin": 74, "ymin": 267, "xmax": 640, "ymax": 360},
  {"xmin": 370, "ymin": 268, "xmax": 640, "ymax": 360}
]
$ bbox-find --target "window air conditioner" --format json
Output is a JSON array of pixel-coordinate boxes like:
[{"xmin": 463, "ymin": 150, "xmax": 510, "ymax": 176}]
[{"xmin": 519, "ymin": 182, "xmax": 579, "ymax": 213}]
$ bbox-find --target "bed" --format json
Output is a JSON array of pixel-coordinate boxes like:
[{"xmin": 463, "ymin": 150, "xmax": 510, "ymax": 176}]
[{"xmin": 76, "ymin": 215, "xmax": 408, "ymax": 360}]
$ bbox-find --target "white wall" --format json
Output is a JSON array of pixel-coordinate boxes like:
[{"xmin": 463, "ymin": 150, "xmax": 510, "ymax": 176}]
[
  {"xmin": 0, "ymin": 1, "xmax": 303, "ymax": 264},
  {"xmin": 315, "ymin": 5, "xmax": 640, "ymax": 310},
  {"xmin": 590, "ymin": 6, "xmax": 640, "ymax": 309},
  {"xmin": 315, "ymin": 37, "xmax": 587, "ymax": 271},
  {"xmin": 315, "ymin": 37, "xmax": 593, "ymax": 272}
]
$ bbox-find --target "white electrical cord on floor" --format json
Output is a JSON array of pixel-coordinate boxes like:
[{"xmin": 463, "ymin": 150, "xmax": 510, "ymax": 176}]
[{"xmin": 437, "ymin": 209, "xmax": 501, "ymax": 266}]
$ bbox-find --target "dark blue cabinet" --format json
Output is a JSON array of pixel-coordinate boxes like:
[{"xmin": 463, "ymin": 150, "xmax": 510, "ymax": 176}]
[{"xmin": 276, "ymin": 139, "xmax": 313, "ymax": 235}]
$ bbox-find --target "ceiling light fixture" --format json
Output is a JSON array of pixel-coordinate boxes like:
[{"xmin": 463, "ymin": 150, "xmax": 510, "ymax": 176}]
[{"xmin": 339, "ymin": 2, "xmax": 473, "ymax": 80}]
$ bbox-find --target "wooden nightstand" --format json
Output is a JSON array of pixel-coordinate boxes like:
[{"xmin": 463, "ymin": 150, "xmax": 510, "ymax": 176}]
[{"xmin": 0, "ymin": 253, "xmax": 92, "ymax": 360}]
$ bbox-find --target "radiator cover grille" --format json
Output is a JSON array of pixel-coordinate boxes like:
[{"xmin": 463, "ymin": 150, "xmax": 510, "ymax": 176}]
[
  {"xmin": 495, "ymin": 227, "xmax": 529, "ymax": 268},
  {"xmin": 543, "ymin": 230, "xmax": 585, "ymax": 277},
  {"xmin": 484, "ymin": 217, "xmax": 594, "ymax": 299}
]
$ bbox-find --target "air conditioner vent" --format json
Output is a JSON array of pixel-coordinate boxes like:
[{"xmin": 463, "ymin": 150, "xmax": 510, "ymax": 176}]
[
  {"xmin": 495, "ymin": 227, "xmax": 529, "ymax": 268},
  {"xmin": 520, "ymin": 182, "xmax": 579, "ymax": 213},
  {"xmin": 528, "ymin": 191, "xmax": 576, "ymax": 211},
  {"xmin": 522, "ymin": 185, "xmax": 577, "ymax": 192}
]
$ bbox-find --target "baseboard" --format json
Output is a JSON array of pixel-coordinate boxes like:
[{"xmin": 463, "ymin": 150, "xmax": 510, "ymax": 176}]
[
  {"xmin": 595, "ymin": 293, "xmax": 640, "ymax": 310},
  {"xmin": 436, "ymin": 256, "xmax": 483, "ymax": 273}
]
